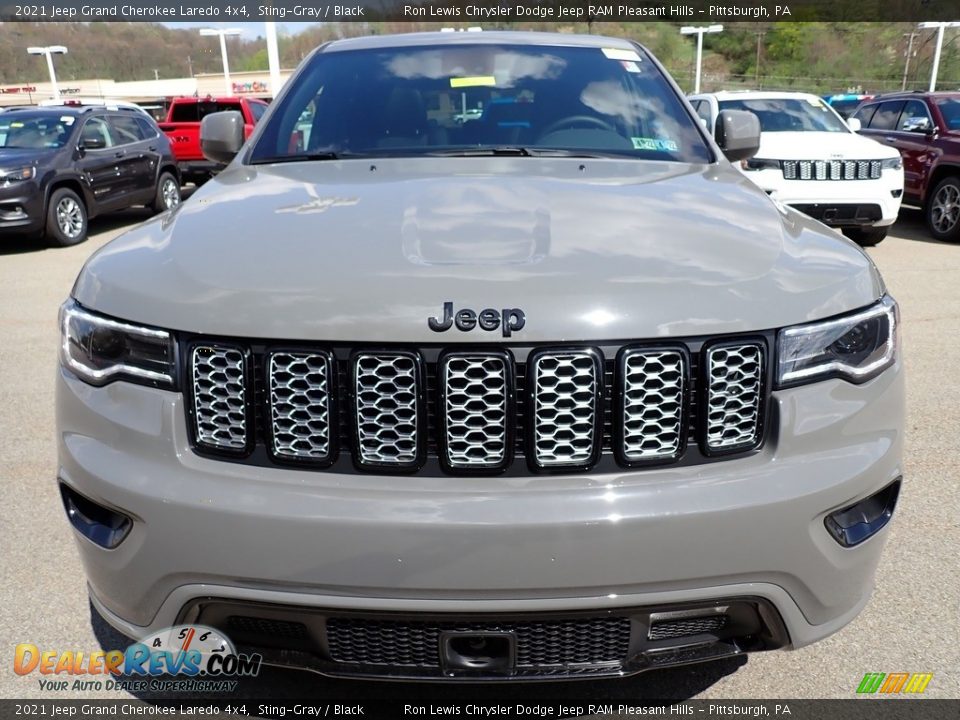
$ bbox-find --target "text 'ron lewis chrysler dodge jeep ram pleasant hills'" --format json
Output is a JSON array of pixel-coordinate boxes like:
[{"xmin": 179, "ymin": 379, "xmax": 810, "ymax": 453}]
[{"xmin": 57, "ymin": 31, "xmax": 904, "ymax": 681}]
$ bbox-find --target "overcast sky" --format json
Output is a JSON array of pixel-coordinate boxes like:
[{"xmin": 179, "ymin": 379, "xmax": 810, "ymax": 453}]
[{"xmin": 163, "ymin": 22, "xmax": 318, "ymax": 39}]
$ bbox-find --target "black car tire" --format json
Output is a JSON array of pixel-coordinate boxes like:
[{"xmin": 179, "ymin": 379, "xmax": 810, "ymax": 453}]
[
  {"xmin": 842, "ymin": 227, "xmax": 888, "ymax": 247},
  {"xmin": 45, "ymin": 188, "xmax": 88, "ymax": 247},
  {"xmin": 926, "ymin": 176, "xmax": 960, "ymax": 242},
  {"xmin": 151, "ymin": 171, "xmax": 181, "ymax": 214}
]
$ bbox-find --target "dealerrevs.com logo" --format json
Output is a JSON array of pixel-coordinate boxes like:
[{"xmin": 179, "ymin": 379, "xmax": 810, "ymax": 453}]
[{"xmin": 14, "ymin": 625, "xmax": 262, "ymax": 693}]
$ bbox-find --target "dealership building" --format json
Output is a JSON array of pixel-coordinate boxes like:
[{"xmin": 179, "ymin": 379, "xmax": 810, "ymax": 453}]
[{"xmin": 0, "ymin": 69, "xmax": 291, "ymax": 116}]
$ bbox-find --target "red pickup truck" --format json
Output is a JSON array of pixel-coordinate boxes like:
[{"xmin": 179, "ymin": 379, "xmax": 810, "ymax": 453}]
[{"xmin": 158, "ymin": 96, "xmax": 268, "ymax": 185}]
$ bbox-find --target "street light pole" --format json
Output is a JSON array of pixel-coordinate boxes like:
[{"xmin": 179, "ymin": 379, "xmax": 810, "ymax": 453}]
[
  {"xmin": 918, "ymin": 21, "xmax": 960, "ymax": 92},
  {"xmin": 27, "ymin": 45, "xmax": 68, "ymax": 100},
  {"xmin": 680, "ymin": 25, "xmax": 723, "ymax": 94},
  {"xmin": 199, "ymin": 28, "xmax": 243, "ymax": 95},
  {"xmin": 901, "ymin": 31, "xmax": 917, "ymax": 91}
]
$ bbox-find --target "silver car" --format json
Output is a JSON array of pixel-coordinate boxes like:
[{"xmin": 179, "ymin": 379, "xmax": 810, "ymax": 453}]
[{"xmin": 57, "ymin": 31, "xmax": 903, "ymax": 681}]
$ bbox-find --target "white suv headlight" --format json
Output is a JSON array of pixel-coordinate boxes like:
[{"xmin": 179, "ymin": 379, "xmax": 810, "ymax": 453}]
[
  {"xmin": 776, "ymin": 295, "xmax": 898, "ymax": 387},
  {"xmin": 59, "ymin": 300, "xmax": 176, "ymax": 387}
]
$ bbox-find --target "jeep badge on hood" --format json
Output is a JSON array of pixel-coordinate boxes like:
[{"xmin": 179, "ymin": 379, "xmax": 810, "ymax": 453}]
[{"xmin": 428, "ymin": 302, "xmax": 526, "ymax": 337}]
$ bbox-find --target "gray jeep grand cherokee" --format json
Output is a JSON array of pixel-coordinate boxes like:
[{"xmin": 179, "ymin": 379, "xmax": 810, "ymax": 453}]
[{"xmin": 57, "ymin": 32, "xmax": 903, "ymax": 681}]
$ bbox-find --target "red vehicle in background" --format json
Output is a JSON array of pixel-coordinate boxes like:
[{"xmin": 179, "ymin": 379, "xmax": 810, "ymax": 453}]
[{"xmin": 159, "ymin": 96, "xmax": 268, "ymax": 185}]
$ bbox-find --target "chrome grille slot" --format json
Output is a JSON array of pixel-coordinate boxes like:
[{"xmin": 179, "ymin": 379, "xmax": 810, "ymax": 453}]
[
  {"xmin": 190, "ymin": 345, "xmax": 247, "ymax": 451},
  {"xmin": 440, "ymin": 353, "xmax": 510, "ymax": 469},
  {"xmin": 621, "ymin": 348, "xmax": 686, "ymax": 463},
  {"xmin": 530, "ymin": 350, "xmax": 600, "ymax": 468},
  {"xmin": 354, "ymin": 352, "xmax": 421, "ymax": 467},
  {"xmin": 704, "ymin": 343, "xmax": 764, "ymax": 453},
  {"xmin": 268, "ymin": 351, "xmax": 333, "ymax": 462}
]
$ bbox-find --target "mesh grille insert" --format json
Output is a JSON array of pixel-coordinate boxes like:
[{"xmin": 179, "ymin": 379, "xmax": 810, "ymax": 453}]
[
  {"xmin": 705, "ymin": 343, "xmax": 764, "ymax": 452},
  {"xmin": 191, "ymin": 345, "xmax": 247, "ymax": 451},
  {"xmin": 441, "ymin": 353, "xmax": 509, "ymax": 469},
  {"xmin": 227, "ymin": 615, "xmax": 309, "ymax": 640},
  {"xmin": 325, "ymin": 616, "xmax": 631, "ymax": 668},
  {"xmin": 648, "ymin": 615, "xmax": 728, "ymax": 641},
  {"xmin": 268, "ymin": 351, "xmax": 333, "ymax": 461},
  {"xmin": 531, "ymin": 351, "xmax": 599, "ymax": 468},
  {"xmin": 354, "ymin": 353, "xmax": 420, "ymax": 466},
  {"xmin": 621, "ymin": 349, "xmax": 686, "ymax": 462}
]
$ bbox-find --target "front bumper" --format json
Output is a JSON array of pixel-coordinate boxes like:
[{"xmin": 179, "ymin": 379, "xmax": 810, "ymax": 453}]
[
  {"xmin": 0, "ymin": 180, "xmax": 44, "ymax": 234},
  {"xmin": 744, "ymin": 168, "xmax": 903, "ymax": 228},
  {"xmin": 57, "ymin": 358, "xmax": 904, "ymax": 678}
]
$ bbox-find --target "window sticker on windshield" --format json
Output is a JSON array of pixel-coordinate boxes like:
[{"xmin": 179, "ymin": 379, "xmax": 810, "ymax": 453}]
[
  {"xmin": 602, "ymin": 48, "xmax": 642, "ymax": 61},
  {"xmin": 9, "ymin": 122, "xmax": 23, "ymax": 128},
  {"xmin": 450, "ymin": 76, "xmax": 496, "ymax": 88},
  {"xmin": 621, "ymin": 61, "xmax": 641, "ymax": 73},
  {"xmin": 632, "ymin": 137, "xmax": 679, "ymax": 152},
  {"xmin": 60, "ymin": 116, "xmax": 75, "ymax": 125}
]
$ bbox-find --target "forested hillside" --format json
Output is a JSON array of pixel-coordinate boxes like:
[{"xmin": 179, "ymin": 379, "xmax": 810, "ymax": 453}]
[{"xmin": 1, "ymin": 21, "xmax": 957, "ymax": 94}]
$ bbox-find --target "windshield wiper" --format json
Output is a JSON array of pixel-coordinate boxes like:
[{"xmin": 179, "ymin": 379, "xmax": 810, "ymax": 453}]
[
  {"xmin": 427, "ymin": 147, "xmax": 616, "ymax": 158},
  {"xmin": 251, "ymin": 149, "xmax": 366, "ymax": 165}
]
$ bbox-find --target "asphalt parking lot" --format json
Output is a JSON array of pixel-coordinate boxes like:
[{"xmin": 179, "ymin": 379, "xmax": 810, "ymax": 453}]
[{"xmin": 1, "ymin": 205, "xmax": 958, "ymax": 706}]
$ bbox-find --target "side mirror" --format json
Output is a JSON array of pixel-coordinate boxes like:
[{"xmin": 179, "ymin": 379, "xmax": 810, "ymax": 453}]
[
  {"xmin": 902, "ymin": 117, "xmax": 932, "ymax": 134},
  {"xmin": 81, "ymin": 136, "xmax": 106, "ymax": 151},
  {"xmin": 200, "ymin": 110, "xmax": 244, "ymax": 164},
  {"xmin": 846, "ymin": 117, "xmax": 862, "ymax": 132},
  {"xmin": 715, "ymin": 109, "xmax": 760, "ymax": 162}
]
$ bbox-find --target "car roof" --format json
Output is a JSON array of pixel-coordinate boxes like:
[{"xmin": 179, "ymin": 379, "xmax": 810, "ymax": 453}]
[
  {"xmin": 862, "ymin": 91, "xmax": 960, "ymax": 100},
  {"xmin": 324, "ymin": 30, "xmax": 639, "ymax": 53}
]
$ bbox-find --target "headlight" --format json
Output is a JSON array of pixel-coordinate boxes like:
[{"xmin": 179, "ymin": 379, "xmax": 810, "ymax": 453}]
[
  {"xmin": 741, "ymin": 158, "xmax": 781, "ymax": 171},
  {"xmin": 0, "ymin": 166, "xmax": 35, "ymax": 183},
  {"xmin": 59, "ymin": 300, "xmax": 176, "ymax": 388},
  {"xmin": 881, "ymin": 157, "xmax": 903, "ymax": 170},
  {"xmin": 776, "ymin": 295, "xmax": 898, "ymax": 388}
]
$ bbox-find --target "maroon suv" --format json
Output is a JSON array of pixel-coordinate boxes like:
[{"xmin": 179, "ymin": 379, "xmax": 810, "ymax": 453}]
[{"xmin": 854, "ymin": 92, "xmax": 960, "ymax": 241}]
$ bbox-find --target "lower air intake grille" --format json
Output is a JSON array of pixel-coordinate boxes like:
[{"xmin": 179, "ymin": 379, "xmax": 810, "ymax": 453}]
[
  {"xmin": 325, "ymin": 616, "xmax": 631, "ymax": 668},
  {"xmin": 648, "ymin": 615, "xmax": 728, "ymax": 641},
  {"xmin": 190, "ymin": 345, "xmax": 247, "ymax": 451},
  {"xmin": 227, "ymin": 615, "xmax": 309, "ymax": 640}
]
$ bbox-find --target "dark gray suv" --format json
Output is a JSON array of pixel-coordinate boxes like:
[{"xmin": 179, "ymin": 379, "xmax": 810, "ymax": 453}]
[{"xmin": 0, "ymin": 105, "xmax": 179, "ymax": 246}]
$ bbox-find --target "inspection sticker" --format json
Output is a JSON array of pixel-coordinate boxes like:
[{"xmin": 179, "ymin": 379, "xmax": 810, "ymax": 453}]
[
  {"xmin": 602, "ymin": 47, "xmax": 642, "ymax": 61},
  {"xmin": 632, "ymin": 137, "xmax": 679, "ymax": 152},
  {"xmin": 621, "ymin": 61, "xmax": 641, "ymax": 73},
  {"xmin": 450, "ymin": 76, "xmax": 496, "ymax": 88}
]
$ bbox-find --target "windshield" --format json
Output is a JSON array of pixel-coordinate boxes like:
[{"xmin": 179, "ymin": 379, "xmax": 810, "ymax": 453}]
[
  {"xmin": 251, "ymin": 43, "xmax": 711, "ymax": 163},
  {"xmin": 933, "ymin": 97, "xmax": 960, "ymax": 131},
  {"xmin": 0, "ymin": 113, "xmax": 75, "ymax": 149},
  {"xmin": 718, "ymin": 97, "xmax": 849, "ymax": 133}
]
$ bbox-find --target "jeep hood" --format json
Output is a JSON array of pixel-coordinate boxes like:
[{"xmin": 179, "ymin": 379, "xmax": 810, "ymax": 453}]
[
  {"xmin": 74, "ymin": 157, "xmax": 883, "ymax": 342},
  {"xmin": 754, "ymin": 131, "xmax": 899, "ymax": 161}
]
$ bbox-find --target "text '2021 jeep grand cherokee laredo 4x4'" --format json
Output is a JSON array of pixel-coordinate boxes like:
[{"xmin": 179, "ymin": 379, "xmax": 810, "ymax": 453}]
[{"xmin": 57, "ymin": 32, "xmax": 904, "ymax": 681}]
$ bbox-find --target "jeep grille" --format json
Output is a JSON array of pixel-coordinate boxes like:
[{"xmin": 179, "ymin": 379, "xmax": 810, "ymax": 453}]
[
  {"xmin": 184, "ymin": 339, "xmax": 768, "ymax": 473},
  {"xmin": 781, "ymin": 159, "xmax": 882, "ymax": 181}
]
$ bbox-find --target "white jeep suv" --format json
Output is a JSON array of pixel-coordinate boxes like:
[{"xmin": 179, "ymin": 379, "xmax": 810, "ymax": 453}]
[{"xmin": 689, "ymin": 91, "xmax": 904, "ymax": 246}]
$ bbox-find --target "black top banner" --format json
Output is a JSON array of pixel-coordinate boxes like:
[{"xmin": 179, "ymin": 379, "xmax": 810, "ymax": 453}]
[{"xmin": 0, "ymin": 0, "xmax": 958, "ymax": 23}]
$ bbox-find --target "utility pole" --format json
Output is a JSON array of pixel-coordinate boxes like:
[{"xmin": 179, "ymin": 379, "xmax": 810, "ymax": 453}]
[
  {"xmin": 186, "ymin": 56, "xmax": 193, "ymax": 78},
  {"xmin": 680, "ymin": 25, "xmax": 723, "ymax": 94},
  {"xmin": 754, "ymin": 29, "xmax": 766, "ymax": 87},
  {"xmin": 901, "ymin": 30, "xmax": 917, "ymax": 91},
  {"xmin": 918, "ymin": 21, "xmax": 960, "ymax": 92}
]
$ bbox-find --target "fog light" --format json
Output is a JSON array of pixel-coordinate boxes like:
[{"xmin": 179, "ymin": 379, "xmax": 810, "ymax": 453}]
[
  {"xmin": 892, "ymin": 189, "xmax": 903, "ymax": 198},
  {"xmin": 825, "ymin": 479, "xmax": 900, "ymax": 547},
  {"xmin": 59, "ymin": 482, "xmax": 132, "ymax": 549}
]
